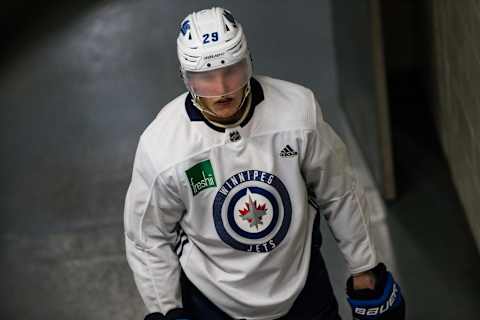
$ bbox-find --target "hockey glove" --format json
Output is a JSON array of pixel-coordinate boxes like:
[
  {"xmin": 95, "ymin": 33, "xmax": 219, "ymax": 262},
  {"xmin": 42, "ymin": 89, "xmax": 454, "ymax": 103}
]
[
  {"xmin": 144, "ymin": 308, "xmax": 192, "ymax": 320},
  {"xmin": 346, "ymin": 263, "xmax": 405, "ymax": 320}
]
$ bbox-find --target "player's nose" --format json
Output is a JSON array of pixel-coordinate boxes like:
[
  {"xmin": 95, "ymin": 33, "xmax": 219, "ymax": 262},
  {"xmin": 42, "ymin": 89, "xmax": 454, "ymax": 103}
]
[{"xmin": 210, "ymin": 73, "xmax": 230, "ymax": 95}]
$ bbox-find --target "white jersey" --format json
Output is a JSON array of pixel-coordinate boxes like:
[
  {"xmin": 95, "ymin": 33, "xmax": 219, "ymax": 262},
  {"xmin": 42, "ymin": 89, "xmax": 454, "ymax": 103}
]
[{"xmin": 124, "ymin": 75, "xmax": 377, "ymax": 320}]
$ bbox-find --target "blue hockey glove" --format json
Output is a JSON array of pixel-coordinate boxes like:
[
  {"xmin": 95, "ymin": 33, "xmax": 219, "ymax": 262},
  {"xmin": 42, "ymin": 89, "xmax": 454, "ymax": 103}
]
[
  {"xmin": 346, "ymin": 263, "xmax": 405, "ymax": 319},
  {"xmin": 144, "ymin": 308, "xmax": 192, "ymax": 320}
]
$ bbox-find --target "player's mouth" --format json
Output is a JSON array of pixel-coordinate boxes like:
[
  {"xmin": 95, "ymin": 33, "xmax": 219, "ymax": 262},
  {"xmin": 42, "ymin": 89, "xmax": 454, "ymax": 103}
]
[{"xmin": 214, "ymin": 97, "xmax": 234, "ymax": 108}]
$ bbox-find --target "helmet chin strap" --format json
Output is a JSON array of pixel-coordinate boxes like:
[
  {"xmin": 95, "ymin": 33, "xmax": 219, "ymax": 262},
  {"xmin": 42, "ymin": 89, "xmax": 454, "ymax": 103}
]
[{"xmin": 191, "ymin": 82, "xmax": 252, "ymax": 128}]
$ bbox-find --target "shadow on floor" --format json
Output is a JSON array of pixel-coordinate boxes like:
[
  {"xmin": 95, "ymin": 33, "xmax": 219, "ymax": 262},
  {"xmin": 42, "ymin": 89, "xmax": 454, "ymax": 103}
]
[{"xmin": 386, "ymin": 99, "xmax": 480, "ymax": 318}]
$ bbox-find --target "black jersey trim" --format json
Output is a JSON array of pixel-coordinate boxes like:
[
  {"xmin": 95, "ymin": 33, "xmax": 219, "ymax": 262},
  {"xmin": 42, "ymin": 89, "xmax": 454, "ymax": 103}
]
[{"xmin": 184, "ymin": 77, "xmax": 264, "ymax": 133}]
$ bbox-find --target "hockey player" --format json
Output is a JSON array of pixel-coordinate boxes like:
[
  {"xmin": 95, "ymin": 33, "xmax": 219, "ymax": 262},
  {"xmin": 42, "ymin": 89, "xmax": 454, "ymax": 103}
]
[{"xmin": 124, "ymin": 7, "xmax": 405, "ymax": 320}]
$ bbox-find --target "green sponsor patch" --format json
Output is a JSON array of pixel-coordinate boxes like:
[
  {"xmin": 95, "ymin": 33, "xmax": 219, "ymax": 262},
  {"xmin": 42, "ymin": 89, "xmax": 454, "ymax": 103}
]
[{"xmin": 186, "ymin": 160, "xmax": 217, "ymax": 196}]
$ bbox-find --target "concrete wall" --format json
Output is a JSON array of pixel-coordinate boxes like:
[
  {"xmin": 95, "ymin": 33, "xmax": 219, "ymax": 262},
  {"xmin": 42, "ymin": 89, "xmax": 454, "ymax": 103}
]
[
  {"xmin": 331, "ymin": 0, "xmax": 395, "ymax": 198},
  {"xmin": 430, "ymin": 0, "xmax": 480, "ymax": 251}
]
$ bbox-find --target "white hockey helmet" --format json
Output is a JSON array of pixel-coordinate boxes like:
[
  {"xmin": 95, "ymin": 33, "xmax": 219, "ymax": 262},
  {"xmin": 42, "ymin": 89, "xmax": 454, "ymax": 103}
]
[{"xmin": 177, "ymin": 7, "xmax": 252, "ymax": 98}]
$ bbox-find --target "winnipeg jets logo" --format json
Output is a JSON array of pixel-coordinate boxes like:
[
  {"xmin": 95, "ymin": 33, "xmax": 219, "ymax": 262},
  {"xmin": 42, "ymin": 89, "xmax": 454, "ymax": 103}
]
[
  {"xmin": 223, "ymin": 11, "xmax": 238, "ymax": 28},
  {"xmin": 239, "ymin": 189, "xmax": 268, "ymax": 230},
  {"xmin": 180, "ymin": 20, "xmax": 190, "ymax": 36},
  {"xmin": 213, "ymin": 170, "xmax": 292, "ymax": 253}
]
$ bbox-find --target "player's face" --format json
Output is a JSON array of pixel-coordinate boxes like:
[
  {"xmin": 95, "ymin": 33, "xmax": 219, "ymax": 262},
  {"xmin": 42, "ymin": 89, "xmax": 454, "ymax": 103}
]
[
  {"xmin": 199, "ymin": 86, "xmax": 245, "ymax": 119},
  {"xmin": 183, "ymin": 58, "xmax": 252, "ymax": 119}
]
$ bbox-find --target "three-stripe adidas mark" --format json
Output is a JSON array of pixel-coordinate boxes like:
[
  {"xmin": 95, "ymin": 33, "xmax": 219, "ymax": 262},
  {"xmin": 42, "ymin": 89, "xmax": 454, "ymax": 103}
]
[
  {"xmin": 175, "ymin": 228, "xmax": 189, "ymax": 258},
  {"xmin": 280, "ymin": 145, "xmax": 298, "ymax": 157}
]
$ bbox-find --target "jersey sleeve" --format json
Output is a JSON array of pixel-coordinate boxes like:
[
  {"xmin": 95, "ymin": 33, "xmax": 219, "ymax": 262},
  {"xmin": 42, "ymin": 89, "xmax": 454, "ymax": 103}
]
[
  {"xmin": 301, "ymin": 97, "xmax": 377, "ymax": 275},
  {"xmin": 123, "ymin": 137, "xmax": 185, "ymax": 314}
]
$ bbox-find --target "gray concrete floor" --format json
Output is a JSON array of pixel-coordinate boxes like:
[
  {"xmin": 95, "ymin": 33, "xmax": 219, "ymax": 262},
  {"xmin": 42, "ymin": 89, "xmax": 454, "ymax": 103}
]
[{"xmin": 1, "ymin": 1, "xmax": 479, "ymax": 319}]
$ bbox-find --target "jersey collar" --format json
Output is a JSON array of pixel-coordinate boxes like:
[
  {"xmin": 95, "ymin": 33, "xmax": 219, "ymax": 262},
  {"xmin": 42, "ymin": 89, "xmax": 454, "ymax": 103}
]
[{"xmin": 185, "ymin": 77, "xmax": 264, "ymax": 133}]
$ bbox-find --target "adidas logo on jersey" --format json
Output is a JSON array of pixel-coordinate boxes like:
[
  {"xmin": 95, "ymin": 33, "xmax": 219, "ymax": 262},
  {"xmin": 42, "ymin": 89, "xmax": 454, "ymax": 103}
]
[{"xmin": 280, "ymin": 145, "xmax": 298, "ymax": 157}]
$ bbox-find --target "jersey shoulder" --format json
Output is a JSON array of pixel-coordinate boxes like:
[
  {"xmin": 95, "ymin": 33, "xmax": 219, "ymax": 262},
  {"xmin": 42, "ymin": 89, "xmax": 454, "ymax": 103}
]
[
  {"xmin": 254, "ymin": 75, "xmax": 321, "ymax": 132},
  {"xmin": 142, "ymin": 91, "xmax": 189, "ymax": 140},
  {"xmin": 137, "ymin": 91, "xmax": 198, "ymax": 173}
]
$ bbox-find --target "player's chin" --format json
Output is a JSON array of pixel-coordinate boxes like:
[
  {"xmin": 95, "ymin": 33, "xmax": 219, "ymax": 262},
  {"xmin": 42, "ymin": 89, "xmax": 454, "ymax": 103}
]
[
  {"xmin": 213, "ymin": 108, "xmax": 238, "ymax": 119},
  {"xmin": 213, "ymin": 101, "xmax": 237, "ymax": 113}
]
